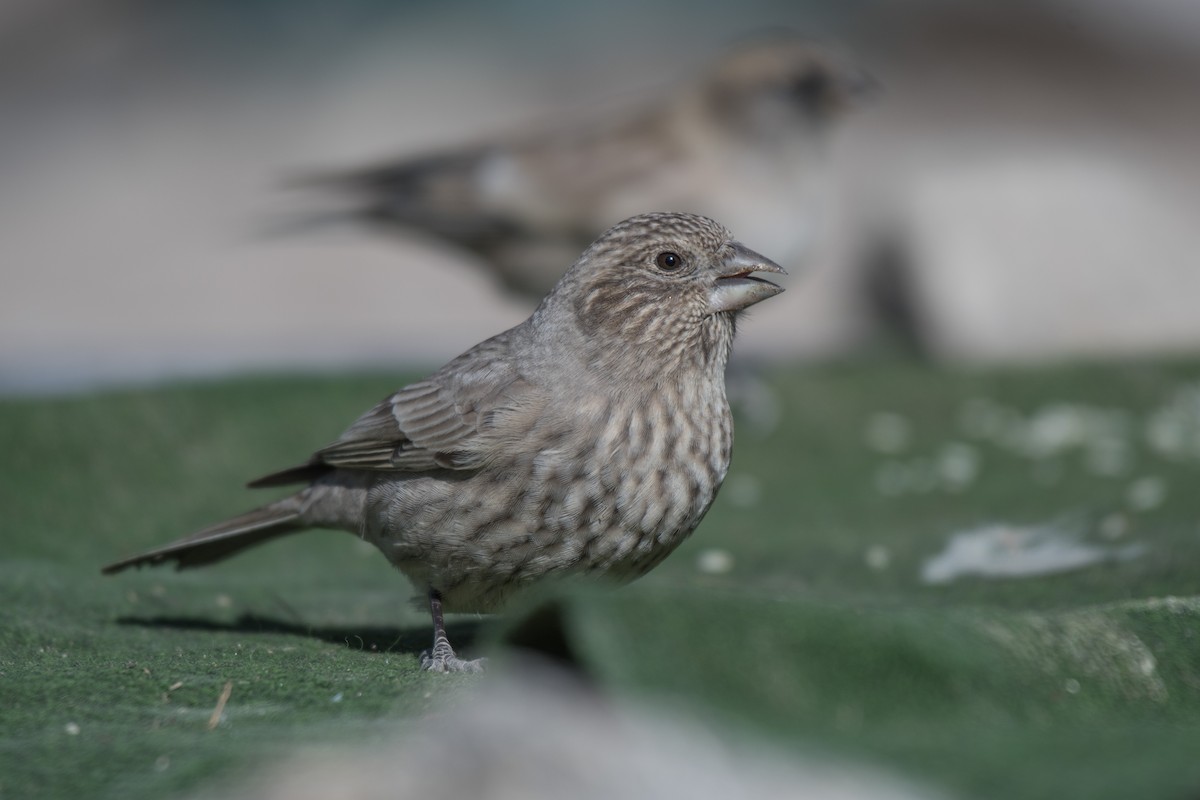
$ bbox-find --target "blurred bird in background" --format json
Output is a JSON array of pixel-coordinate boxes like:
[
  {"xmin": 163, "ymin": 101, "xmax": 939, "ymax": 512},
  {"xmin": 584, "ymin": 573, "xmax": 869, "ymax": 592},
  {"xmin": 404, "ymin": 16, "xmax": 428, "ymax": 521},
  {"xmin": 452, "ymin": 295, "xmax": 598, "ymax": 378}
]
[{"xmin": 292, "ymin": 32, "xmax": 872, "ymax": 298}]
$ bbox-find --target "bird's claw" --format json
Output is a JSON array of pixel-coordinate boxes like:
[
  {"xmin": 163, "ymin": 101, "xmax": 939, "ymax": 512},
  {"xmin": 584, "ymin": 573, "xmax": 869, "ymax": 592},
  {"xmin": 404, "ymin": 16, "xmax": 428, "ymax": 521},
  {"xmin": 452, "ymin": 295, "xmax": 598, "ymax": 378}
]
[{"xmin": 420, "ymin": 636, "xmax": 486, "ymax": 673}]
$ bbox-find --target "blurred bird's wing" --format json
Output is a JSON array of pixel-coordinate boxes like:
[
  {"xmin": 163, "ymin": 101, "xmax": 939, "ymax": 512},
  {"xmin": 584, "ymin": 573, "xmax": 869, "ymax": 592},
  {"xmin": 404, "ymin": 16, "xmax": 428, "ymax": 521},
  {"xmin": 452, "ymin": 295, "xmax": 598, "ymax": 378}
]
[
  {"xmin": 305, "ymin": 110, "xmax": 673, "ymax": 238},
  {"xmin": 249, "ymin": 335, "xmax": 534, "ymax": 487}
]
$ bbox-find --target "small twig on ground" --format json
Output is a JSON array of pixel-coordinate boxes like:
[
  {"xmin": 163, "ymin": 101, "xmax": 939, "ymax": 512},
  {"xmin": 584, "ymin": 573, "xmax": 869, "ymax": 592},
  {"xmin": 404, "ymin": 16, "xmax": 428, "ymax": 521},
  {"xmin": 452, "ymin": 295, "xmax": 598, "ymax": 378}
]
[{"xmin": 207, "ymin": 681, "xmax": 233, "ymax": 731}]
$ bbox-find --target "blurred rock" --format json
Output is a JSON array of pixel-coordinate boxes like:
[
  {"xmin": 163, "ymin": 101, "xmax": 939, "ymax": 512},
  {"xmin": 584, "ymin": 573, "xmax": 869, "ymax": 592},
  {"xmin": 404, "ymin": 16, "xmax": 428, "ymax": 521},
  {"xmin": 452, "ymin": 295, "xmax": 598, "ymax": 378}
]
[
  {"xmin": 201, "ymin": 664, "xmax": 940, "ymax": 800},
  {"xmin": 888, "ymin": 153, "xmax": 1200, "ymax": 361}
]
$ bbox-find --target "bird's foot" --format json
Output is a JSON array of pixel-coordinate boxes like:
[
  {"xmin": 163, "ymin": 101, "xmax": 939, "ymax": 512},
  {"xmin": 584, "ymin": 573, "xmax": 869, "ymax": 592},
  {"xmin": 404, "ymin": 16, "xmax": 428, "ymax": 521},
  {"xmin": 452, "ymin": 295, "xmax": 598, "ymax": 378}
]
[{"xmin": 420, "ymin": 635, "xmax": 486, "ymax": 674}]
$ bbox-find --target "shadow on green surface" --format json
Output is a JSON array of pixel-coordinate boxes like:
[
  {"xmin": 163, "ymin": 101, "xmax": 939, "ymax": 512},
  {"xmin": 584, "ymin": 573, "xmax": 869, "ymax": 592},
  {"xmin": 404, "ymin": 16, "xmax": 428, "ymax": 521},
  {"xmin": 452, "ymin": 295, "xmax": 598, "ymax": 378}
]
[{"xmin": 115, "ymin": 614, "xmax": 482, "ymax": 658}]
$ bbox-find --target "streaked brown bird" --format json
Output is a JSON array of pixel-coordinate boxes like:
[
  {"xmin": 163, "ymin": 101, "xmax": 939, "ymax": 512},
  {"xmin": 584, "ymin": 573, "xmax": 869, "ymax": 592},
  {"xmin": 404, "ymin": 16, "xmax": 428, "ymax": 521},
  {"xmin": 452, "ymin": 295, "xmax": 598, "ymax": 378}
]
[
  {"xmin": 104, "ymin": 213, "xmax": 787, "ymax": 672},
  {"xmin": 295, "ymin": 34, "xmax": 869, "ymax": 298}
]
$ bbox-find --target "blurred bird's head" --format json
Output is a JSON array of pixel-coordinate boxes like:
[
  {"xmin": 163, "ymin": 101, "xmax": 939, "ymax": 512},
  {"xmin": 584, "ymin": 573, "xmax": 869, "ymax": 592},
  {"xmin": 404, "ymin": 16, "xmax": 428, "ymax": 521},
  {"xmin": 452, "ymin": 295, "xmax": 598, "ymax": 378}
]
[
  {"xmin": 699, "ymin": 34, "xmax": 876, "ymax": 143},
  {"xmin": 538, "ymin": 212, "xmax": 785, "ymax": 378}
]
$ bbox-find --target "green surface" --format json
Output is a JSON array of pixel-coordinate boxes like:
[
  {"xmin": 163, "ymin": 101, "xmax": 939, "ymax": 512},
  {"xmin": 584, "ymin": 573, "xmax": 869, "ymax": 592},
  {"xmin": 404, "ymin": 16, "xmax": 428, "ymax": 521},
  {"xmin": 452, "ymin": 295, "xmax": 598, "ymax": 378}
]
[{"xmin": 3, "ymin": 360, "xmax": 1200, "ymax": 798}]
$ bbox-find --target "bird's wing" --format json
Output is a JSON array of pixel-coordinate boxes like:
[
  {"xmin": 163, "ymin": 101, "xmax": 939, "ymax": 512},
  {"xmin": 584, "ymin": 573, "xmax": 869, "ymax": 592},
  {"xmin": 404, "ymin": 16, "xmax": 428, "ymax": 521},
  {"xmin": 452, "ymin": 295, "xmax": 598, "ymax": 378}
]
[
  {"xmin": 316, "ymin": 380, "xmax": 488, "ymax": 472},
  {"xmin": 249, "ymin": 334, "xmax": 533, "ymax": 487}
]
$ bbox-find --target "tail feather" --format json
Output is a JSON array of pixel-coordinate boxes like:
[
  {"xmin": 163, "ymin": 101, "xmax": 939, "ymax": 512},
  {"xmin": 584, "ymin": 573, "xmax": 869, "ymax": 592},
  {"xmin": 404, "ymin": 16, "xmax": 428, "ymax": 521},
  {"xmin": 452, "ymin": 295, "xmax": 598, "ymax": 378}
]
[
  {"xmin": 102, "ymin": 500, "xmax": 304, "ymax": 574},
  {"xmin": 246, "ymin": 462, "xmax": 330, "ymax": 489},
  {"xmin": 279, "ymin": 154, "xmax": 517, "ymax": 244}
]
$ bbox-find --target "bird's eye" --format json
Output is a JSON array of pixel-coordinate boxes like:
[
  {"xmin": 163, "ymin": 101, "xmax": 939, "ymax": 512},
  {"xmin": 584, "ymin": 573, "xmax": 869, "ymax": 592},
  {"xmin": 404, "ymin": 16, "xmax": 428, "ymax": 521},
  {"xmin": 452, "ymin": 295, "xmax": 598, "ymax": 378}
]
[
  {"xmin": 655, "ymin": 251, "xmax": 684, "ymax": 271},
  {"xmin": 790, "ymin": 72, "xmax": 827, "ymax": 105}
]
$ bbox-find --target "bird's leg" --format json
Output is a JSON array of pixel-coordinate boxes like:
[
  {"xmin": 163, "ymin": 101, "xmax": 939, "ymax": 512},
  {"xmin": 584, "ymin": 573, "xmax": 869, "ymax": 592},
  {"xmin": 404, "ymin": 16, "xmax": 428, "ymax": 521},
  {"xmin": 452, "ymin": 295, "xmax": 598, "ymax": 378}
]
[{"xmin": 419, "ymin": 589, "xmax": 486, "ymax": 673}]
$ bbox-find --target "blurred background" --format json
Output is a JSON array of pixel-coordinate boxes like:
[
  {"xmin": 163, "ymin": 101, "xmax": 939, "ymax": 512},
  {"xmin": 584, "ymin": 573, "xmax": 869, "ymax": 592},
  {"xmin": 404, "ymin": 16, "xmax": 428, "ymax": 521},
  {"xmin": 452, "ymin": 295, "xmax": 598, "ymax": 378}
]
[{"xmin": 3, "ymin": 0, "xmax": 1198, "ymax": 394}]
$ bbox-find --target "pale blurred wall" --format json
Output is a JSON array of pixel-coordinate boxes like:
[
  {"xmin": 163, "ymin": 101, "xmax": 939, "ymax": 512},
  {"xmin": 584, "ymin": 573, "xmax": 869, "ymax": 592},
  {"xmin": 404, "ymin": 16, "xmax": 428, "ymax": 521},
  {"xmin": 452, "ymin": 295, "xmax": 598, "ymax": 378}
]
[
  {"xmin": 1, "ymin": 0, "xmax": 1197, "ymax": 392},
  {"xmin": 848, "ymin": 1, "xmax": 1200, "ymax": 362}
]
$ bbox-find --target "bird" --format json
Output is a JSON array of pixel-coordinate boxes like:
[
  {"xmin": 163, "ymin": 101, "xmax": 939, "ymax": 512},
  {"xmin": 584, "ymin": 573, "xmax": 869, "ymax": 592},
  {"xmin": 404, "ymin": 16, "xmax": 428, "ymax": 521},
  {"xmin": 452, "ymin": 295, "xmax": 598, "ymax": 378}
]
[
  {"xmin": 291, "ymin": 33, "xmax": 869, "ymax": 299},
  {"xmin": 103, "ymin": 212, "xmax": 787, "ymax": 673}
]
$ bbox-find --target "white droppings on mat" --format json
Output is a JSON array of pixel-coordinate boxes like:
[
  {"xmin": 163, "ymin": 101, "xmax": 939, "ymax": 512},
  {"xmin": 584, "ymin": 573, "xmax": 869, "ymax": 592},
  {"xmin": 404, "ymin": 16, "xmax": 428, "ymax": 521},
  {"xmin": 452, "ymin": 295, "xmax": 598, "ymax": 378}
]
[
  {"xmin": 921, "ymin": 522, "xmax": 1145, "ymax": 585},
  {"xmin": 1126, "ymin": 476, "xmax": 1167, "ymax": 511},
  {"xmin": 864, "ymin": 544, "xmax": 891, "ymax": 572},
  {"xmin": 1144, "ymin": 382, "xmax": 1200, "ymax": 460},
  {"xmin": 980, "ymin": 603, "xmax": 1172, "ymax": 703},
  {"xmin": 936, "ymin": 442, "xmax": 980, "ymax": 490},
  {"xmin": 864, "ymin": 412, "xmax": 913, "ymax": 454},
  {"xmin": 1097, "ymin": 513, "xmax": 1129, "ymax": 540},
  {"xmin": 695, "ymin": 548, "xmax": 735, "ymax": 575}
]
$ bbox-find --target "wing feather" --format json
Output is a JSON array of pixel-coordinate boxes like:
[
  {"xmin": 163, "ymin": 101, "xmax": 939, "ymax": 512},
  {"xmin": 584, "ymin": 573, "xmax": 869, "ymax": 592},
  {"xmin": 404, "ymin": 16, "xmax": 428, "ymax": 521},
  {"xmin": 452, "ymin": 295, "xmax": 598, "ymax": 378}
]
[{"xmin": 248, "ymin": 331, "xmax": 535, "ymax": 486}]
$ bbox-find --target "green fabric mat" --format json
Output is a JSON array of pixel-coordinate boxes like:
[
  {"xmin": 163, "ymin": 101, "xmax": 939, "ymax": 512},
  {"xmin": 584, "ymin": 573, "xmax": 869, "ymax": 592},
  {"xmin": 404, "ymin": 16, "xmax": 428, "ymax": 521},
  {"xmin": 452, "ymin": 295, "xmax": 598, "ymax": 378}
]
[{"xmin": 2, "ymin": 360, "xmax": 1199, "ymax": 798}]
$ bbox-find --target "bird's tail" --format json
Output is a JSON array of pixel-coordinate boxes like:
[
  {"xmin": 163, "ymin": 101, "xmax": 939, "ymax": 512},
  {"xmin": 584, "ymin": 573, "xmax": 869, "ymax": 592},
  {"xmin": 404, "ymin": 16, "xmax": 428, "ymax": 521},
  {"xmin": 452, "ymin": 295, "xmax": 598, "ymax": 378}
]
[
  {"xmin": 271, "ymin": 157, "xmax": 497, "ymax": 240},
  {"xmin": 247, "ymin": 168, "xmax": 392, "ymax": 242},
  {"xmin": 101, "ymin": 496, "xmax": 305, "ymax": 574}
]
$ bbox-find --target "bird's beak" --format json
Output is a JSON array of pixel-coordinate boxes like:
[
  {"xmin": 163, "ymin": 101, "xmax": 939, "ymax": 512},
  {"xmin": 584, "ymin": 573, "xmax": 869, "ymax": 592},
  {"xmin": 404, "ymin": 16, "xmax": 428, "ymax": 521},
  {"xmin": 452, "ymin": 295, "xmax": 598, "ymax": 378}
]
[{"xmin": 709, "ymin": 241, "xmax": 787, "ymax": 313}]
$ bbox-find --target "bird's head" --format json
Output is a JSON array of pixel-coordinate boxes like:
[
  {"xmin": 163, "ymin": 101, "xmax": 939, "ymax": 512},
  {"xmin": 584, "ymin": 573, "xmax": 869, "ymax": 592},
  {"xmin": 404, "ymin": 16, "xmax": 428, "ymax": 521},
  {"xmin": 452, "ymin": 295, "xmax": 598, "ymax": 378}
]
[
  {"xmin": 538, "ymin": 212, "xmax": 785, "ymax": 380},
  {"xmin": 701, "ymin": 34, "xmax": 876, "ymax": 142}
]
